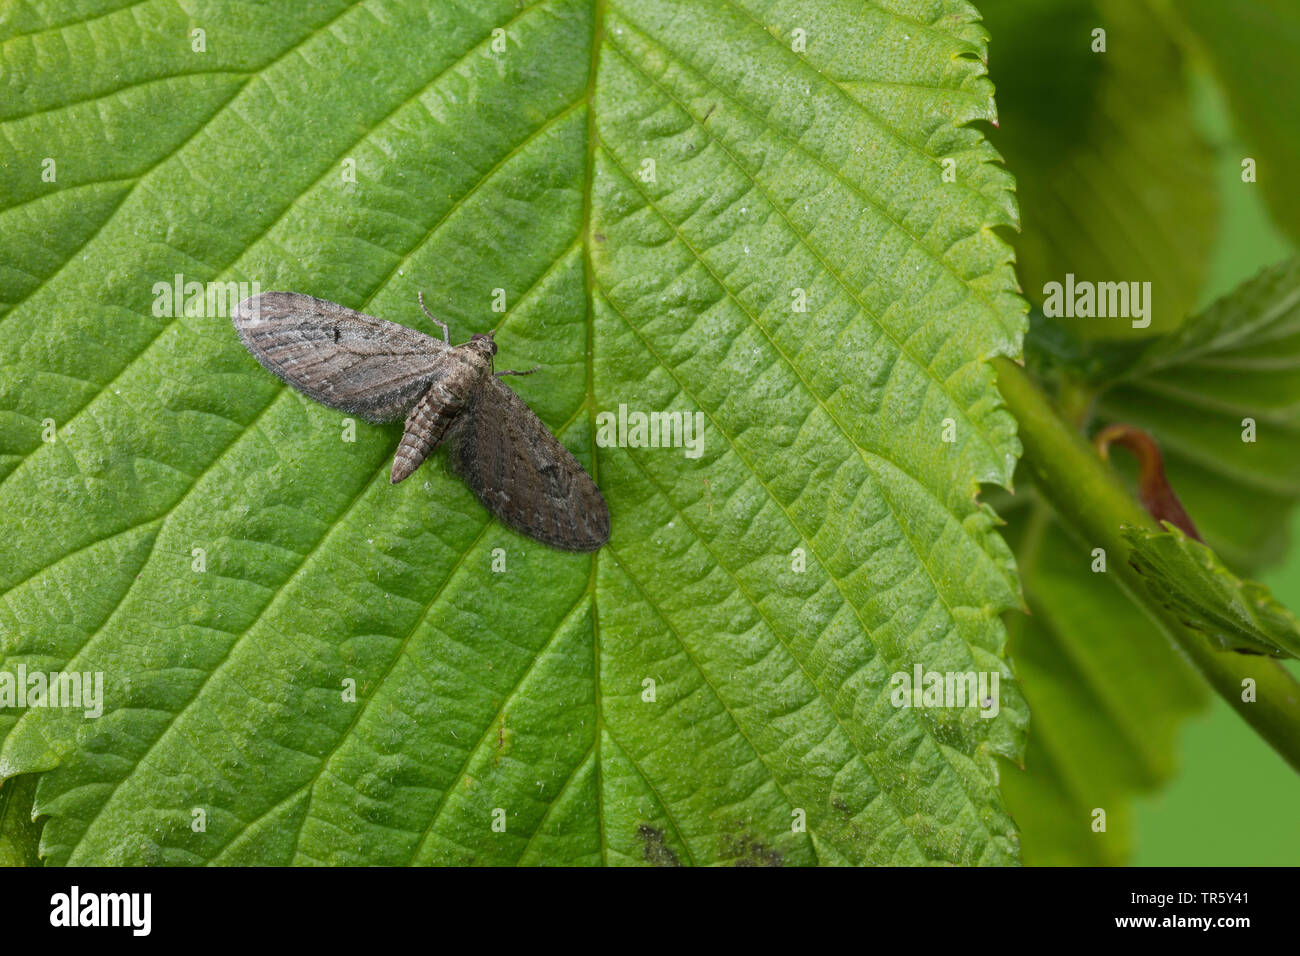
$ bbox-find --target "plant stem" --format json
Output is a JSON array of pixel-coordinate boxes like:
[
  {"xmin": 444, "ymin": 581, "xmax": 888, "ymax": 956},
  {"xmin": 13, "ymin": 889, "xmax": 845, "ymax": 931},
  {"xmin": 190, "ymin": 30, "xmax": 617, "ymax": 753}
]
[{"xmin": 993, "ymin": 356, "xmax": 1300, "ymax": 772}]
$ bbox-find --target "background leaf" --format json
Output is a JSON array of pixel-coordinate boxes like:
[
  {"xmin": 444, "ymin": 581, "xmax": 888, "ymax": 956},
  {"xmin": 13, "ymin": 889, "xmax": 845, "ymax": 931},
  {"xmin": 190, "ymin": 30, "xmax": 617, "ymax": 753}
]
[
  {"xmin": 1097, "ymin": 257, "xmax": 1300, "ymax": 570},
  {"xmin": 979, "ymin": 3, "xmax": 1300, "ymax": 865},
  {"xmin": 981, "ymin": 0, "xmax": 1216, "ymax": 340},
  {"xmin": 0, "ymin": 0, "xmax": 1028, "ymax": 865},
  {"xmin": 996, "ymin": 502, "xmax": 1205, "ymax": 865},
  {"xmin": 1176, "ymin": 0, "xmax": 1300, "ymax": 248}
]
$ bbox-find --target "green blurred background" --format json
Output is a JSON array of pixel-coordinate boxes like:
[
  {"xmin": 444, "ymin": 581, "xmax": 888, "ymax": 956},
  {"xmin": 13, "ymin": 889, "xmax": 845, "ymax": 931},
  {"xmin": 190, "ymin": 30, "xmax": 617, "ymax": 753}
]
[
  {"xmin": 982, "ymin": 0, "xmax": 1300, "ymax": 865},
  {"xmin": 1129, "ymin": 68, "xmax": 1299, "ymax": 866}
]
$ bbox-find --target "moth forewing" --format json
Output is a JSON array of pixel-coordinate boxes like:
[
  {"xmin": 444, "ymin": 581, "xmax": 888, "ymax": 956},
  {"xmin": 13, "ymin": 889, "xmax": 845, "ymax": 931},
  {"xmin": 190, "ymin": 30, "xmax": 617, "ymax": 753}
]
[{"xmin": 232, "ymin": 292, "xmax": 450, "ymax": 423}]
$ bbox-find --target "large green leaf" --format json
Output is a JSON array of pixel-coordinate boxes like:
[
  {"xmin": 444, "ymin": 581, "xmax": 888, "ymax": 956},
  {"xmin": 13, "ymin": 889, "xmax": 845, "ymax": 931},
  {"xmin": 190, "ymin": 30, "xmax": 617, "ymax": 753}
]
[
  {"xmin": 998, "ymin": 259, "xmax": 1300, "ymax": 863},
  {"xmin": 981, "ymin": 0, "xmax": 1215, "ymax": 340},
  {"xmin": 0, "ymin": 0, "xmax": 1027, "ymax": 864}
]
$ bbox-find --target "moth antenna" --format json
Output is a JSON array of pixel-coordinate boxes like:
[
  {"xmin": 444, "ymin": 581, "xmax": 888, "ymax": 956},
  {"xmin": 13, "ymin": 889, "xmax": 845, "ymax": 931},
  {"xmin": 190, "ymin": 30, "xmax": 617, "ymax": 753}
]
[
  {"xmin": 418, "ymin": 291, "xmax": 450, "ymax": 344},
  {"xmin": 496, "ymin": 366, "xmax": 541, "ymax": 377}
]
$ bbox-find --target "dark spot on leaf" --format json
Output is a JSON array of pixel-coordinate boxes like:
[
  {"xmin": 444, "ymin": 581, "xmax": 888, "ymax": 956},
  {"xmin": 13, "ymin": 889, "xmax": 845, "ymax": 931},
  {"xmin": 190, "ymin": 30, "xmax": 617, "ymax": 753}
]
[
  {"xmin": 636, "ymin": 824, "xmax": 681, "ymax": 867},
  {"xmin": 726, "ymin": 832, "xmax": 782, "ymax": 867}
]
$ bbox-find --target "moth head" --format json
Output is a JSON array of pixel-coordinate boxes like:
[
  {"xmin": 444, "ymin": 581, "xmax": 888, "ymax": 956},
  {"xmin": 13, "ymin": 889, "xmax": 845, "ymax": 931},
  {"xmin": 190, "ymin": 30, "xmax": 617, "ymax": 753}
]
[{"xmin": 468, "ymin": 332, "xmax": 498, "ymax": 359}]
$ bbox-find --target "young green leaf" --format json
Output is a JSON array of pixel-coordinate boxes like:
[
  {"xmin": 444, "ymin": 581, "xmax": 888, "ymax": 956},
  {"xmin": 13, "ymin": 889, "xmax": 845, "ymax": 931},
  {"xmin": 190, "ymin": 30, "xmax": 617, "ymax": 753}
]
[
  {"xmin": 1124, "ymin": 524, "xmax": 1300, "ymax": 659},
  {"xmin": 1098, "ymin": 257, "xmax": 1300, "ymax": 569}
]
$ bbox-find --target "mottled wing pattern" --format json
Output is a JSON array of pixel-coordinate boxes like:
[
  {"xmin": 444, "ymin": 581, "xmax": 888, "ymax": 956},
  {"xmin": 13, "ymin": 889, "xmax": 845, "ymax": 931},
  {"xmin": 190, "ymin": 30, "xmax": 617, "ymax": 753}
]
[
  {"xmin": 446, "ymin": 376, "xmax": 610, "ymax": 552},
  {"xmin": 232, "ymin": 291, "xmax": 451, "ymax": 422}
]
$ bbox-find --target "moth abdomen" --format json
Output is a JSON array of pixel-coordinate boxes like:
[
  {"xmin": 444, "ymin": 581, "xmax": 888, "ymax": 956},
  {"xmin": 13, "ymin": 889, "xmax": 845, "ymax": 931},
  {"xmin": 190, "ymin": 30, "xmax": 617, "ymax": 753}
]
[{"xmin": 391, "ymin": 379, "xmax": 469, "ymax": 483}]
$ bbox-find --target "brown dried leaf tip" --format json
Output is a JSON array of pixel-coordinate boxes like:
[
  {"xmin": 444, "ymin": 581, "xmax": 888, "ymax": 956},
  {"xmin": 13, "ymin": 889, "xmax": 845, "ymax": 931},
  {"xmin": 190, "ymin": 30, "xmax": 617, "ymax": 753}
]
[
  {"xmin": 1094, "ymin": 423, "xmax": 1200, "ymax": 541},
  {"xmin": 232, "ymin": 291, "xmax": 609, "ymax": 552}
]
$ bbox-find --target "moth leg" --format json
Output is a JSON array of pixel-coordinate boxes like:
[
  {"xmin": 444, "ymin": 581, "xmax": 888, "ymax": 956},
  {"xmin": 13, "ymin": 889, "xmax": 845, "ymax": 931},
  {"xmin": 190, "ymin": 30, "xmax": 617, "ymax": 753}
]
[
  {"xmin": 418, "ymin": 291, "xmax": 450, "ymax": 344},
  {"xmin": 496, "ymin": 366, "xmax": 541, "ymax": 377}
]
